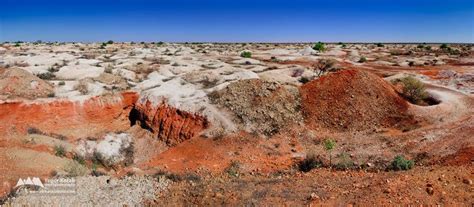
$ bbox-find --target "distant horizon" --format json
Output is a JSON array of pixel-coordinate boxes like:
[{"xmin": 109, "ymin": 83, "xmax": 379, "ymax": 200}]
[
  {"xmin": 1, "ymin": 0, "xmax": 473, "ymax": 43},
  {"xmin": 3, "ymin": 41, "xmax": 473, "ymax": 44}
]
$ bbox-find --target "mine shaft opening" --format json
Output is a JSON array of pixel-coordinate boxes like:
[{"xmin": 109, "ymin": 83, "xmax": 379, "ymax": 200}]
[{"xmin": 128, "ymin": 106, "xmax": 153, "ymax": 132}]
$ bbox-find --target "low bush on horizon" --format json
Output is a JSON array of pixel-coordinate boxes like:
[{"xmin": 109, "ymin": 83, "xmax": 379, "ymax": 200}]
[
  {"xmin": 313, "ymin": 42, "xmax": 325, "ymax": 52},
  {"xmin": 390, "ymin": 155, "xmax": 414, "ymax": 171},
  {"xmin": 240, "ymin": 51, "xmax": 252, "ymax": 58}
]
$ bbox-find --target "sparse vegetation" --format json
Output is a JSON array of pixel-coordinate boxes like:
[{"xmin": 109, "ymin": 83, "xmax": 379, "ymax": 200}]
[
  {"xmin": 36, "ymin": 72, "xmax": 56, "ymax": 80},
  {"xmin": 313, "ymin": 58, "xmax": 337, "ymax": 77},
  {"xmin": 73, "ymin": 153, "xmax": 86, "ymax": 165},
  {"xmin": 58, "ymin": 81, "xmax": 66, "ymax": 86},
  {"xmin": 440, "ymin": 43, "xmax": 449, "ymax": 50},
  {"xmin": 54, "ymin": 145, "xmax": 66, "ymax": 157},
  {"xmin": 390, "ymin": 155, "xmax": 414, "ymax": 171},
  {"xmin": 240, "ymin": 51, "xmax": 252, "ymax": 58},
  {"xmin": 376, "ymin": 43, "xmax": 384, "ymax": 47},
  {"xmin": 335, "ymin": 152, "xmax": 354, "ymax": 170},
  {"xmin": 225, "ymin": 160, "xmax": 241, "ymax": 177},
  {"xmin": 64, "ymin": 161, "xmax": 88, "ymax": 177},
  {"xmin": 397, "ymin": 76, "xmax": 428, "ymax": 104},
  {"xmin": 323, "ymin": 139, "xmax": 336, "ymax": 167},
  {"xmin": 312, "ymin": 42, "xmax": 325, "ymax": 52},
  {"xmin": 358, "ymin": 56, "xmax": 367, "ymax": 63}
]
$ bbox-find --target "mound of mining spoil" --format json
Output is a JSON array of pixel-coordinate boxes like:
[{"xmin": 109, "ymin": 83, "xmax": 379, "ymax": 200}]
[
  {"xmin": 0, "ymin": 68, "xmax": 54, "ymax": 99},
  {"xmin": 210, "ymin": 79, "xmax": 302, "ymax": 135},
  {"xmin": 300, "ymin": 69, "xmax": 414, "ymax": 131}
]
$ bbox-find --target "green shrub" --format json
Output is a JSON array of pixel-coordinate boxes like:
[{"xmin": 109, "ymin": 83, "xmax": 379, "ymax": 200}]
[
  {"xmin": 313, "ymin": 42, "xmax": 325, "ymax": 52},
  {"xmin": 390, "ymin": 155, "xmax": 414, "ymax": 171},
  {"xmin": 225, "ymin": 160, "xmax": 241, "ymax": 177},
  {"xmin": 54, "ymin": 145, "xmax": 66, "ymax": 157},
  {"xmin": 376, "ymin": 43, "xmax": 384, "ymax": 47},
  {"xmin": 358, "ymin": 57, "xmax": 367, "ymax": 63},
  {"xmin": 36, "ymin": 72, "xmax": 56, "ymax": 80},
  {"xmin": 440, "ymin": 43, "xmax": 449, "ymax": 50},
  {"xmin": 240, "ymin": 51, "xmax": 252, "ymax": 58},
  {"xmin": 323, "ymin": 139, "xmax": 336, "ymax": 166},
  {"xmin": 106, "ymin": 40, "xmax": 114, "ymax": 44},
  {"xmin": 58, "ymin": 81, "xmax": 65, "ymax": 86},
  {"xmin": 73, "ymin": 153, "xmax": 86, "ymax": 165},
  {"xmin": 298, "ymin": 154, "xmax": 322, "ymax": 172},
  {"xmin": 398, "ymin": 76, "xmax": 428, "ymax": 104}
]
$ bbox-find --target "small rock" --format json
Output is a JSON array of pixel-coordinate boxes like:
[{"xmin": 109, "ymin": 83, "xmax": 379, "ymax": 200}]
[
  {"xmin": 426, "ymin": 187, "xmax": 434, "ymax": 195},
  {"xmin": 309, "ymin": 192, "xmax": 319, "ymax": 200},
  {"xmin": 462, "ymin": 178, "xmax": 472, "ymax": 185}
]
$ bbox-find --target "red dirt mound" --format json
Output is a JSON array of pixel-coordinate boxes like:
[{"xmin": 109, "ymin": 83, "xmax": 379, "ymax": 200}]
[
  {"xmin": 132, "ymin": 100, "xmax": 209, "ymax": 146},
  {"xmin": 300, "ymin": 69, "xmax": 413, "ymax": 131}
]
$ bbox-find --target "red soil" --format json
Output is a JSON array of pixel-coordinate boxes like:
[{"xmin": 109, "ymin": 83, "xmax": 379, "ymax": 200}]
[
  {"xmin": 300, "ymin": 69, "xmax": 413, "ymax": 131},
  {"xmin": 133, "ymin": 100, "xmax": 209, "ymax": 146}
]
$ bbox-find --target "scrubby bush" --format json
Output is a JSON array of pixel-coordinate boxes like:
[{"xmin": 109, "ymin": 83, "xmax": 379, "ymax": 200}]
[
  {"xmin": 225, "ymin": 160, "xmax": 241, "ymax": 177},
  {"xmin": 376, "ymin": 43, "xmax": 384, "ymax": 47},
  {"xmin": 106, "ymin": 40, "xmax": 114, "ymax": 44},
  {"xmin": 313, "ymin": 42, "xmax": 325, "ymax": 52},
  {"xmin": 54, "ymin": 145, "xmax": 66, "ymax": 157},
  {"xmin": 64, "ymin": 161, "xmax": 88, "ymax": 177},
  {"xmin": 358, "ymin": 57, "xmax": 367, "ymax": 63},
  {"xmin": 58, "ymin": 81, "xmax": 66, "ymax": 86},
  {"xmin": 335, "ymin": 152, "xmax": 354, "ymax": 170},
  {"xmin": 390, "ymin": 155, "xmax": 414, "ymax": 171},
  {"xmin": 440, "ymin": 43, "xmax": 449, "ymax": 50},
  {"xmin": 398, "ymin": 76, "xmax": 427, "ymax": 104},
  {"xmin": 298, "ymin": 154, "xmax": 322, "ymax": 172},
  {"xmin": 240, "ymin": 51, "xmax": 252, "ymax": 58},
  {"xmin": 36, "ymin": 72, "xmax": 56, "ymax": 80},
  {"xmin": 313, "ymin": 58, "xmax": 337, "ymax": 77},
  {"xmin": 73, "ymin": 153, "xmax": 86, "ymax": 165},
  {"xmin": 27, "ymin": 127, "xmax": 43, "ymax": 135}
]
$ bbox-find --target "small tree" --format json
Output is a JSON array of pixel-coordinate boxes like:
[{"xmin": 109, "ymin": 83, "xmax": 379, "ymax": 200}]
[
  {"xmin": 106, "ymin": 40, "xmax": 114, "ymax": 44},
  {"xmin": 313, "ymin": 58, "xmax": 337, "ymax": 77},
  {"xmin": 376, "ymin": 43, "xmax": 384, "ymax": 47},
  {"xmin": 323, "ymin": 139, "xmax": 336, "ymax": 167},
  {"xmin": 313, "ymin": 42, "xmax": 325, "ymax": 52},
  {"xmin": 440, "ymin": 43, "xmax": 449, "ymax": 50}
]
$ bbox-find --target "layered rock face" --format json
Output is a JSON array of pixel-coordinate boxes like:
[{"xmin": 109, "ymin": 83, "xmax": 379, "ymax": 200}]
[
  {"xmin": 132, "ymin": 100, "xmax": 209, "ymax": 146},
  {"xmin": 0, "ymin": 92, "xmax": 139, "ymax": 139}
]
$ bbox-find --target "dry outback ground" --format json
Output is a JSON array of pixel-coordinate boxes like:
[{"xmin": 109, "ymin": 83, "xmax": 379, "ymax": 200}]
[{"xmin": 0, "ymin": 42, "xmax": 472, "ymax": 206}]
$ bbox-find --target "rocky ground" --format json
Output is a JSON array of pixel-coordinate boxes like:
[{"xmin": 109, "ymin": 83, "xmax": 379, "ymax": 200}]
[{"xmin": 0, "ymin": 42, "xmax": 472, "ymax": 206}]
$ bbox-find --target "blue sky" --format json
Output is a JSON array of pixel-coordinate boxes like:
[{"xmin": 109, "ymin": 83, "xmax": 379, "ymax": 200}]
[{"xmin": 1, "ymin": 0, "xmax": 473, "ymax": 42}]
